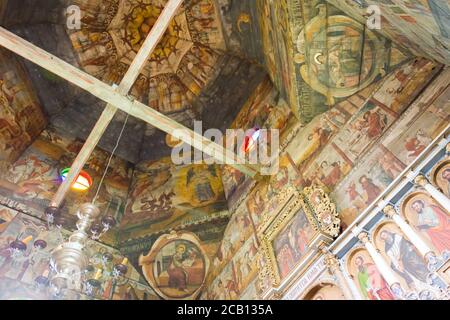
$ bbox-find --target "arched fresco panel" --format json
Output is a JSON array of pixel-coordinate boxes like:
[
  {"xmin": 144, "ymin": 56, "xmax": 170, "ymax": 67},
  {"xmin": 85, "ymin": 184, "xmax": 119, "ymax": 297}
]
[
  {"xmin": 304, "ymin": 282, "xmax": 346, "ymax": 300},
  {"xmin": 401, "ymin": 191, "xmax": 450, "ymax": 255},
  {"xmin": 347, "ymin": 248, "xmax": 395, "ymax": 300}
]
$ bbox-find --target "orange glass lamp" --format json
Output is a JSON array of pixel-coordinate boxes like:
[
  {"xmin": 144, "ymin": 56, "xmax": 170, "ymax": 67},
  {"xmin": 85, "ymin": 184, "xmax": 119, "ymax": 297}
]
[{"xmin": 60, "ymin": 168, "xmax": 93, "ymax": 192}]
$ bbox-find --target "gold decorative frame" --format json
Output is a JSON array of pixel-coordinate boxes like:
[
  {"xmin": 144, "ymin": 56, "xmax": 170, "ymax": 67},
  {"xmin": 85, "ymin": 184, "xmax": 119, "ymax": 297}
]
[
  {"xmin": 138, "ymin": 231, "xmax": 210, "ymax": 300},
  {"xmin": 261, "ymin": 187, "xmax": 338, "ymax": 287},
  {"xmin": 303, "ymin": 186, "xmax": 341, "ymax": 238}
]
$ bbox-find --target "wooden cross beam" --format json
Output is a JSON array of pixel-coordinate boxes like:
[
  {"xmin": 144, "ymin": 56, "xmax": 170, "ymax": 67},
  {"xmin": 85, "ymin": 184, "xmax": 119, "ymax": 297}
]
[{"xmin": 0, "ymin": 1, "xmax": 259, "ymax": 208}]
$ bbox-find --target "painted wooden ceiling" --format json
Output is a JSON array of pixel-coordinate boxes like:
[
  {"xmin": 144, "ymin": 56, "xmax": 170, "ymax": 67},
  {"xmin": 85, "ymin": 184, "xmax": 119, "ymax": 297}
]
[
  {"xmin": 1, "ymin": 0, "xmax": 448, "ymax": 164},
  {"xmin": 0, "ymin": 0, "xmax": 266, "ymax": 164}
]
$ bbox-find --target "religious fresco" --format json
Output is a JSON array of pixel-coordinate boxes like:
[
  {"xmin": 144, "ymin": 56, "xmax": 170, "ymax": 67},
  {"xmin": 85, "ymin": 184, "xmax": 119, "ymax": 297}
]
[
  {"xmin": 333, "ymin": 68, "xmax": 449, "ymax": 228},
  {"xmin": 221, "ymin": 78, "xmax": 292, "ymax": 212},
  {"xmin": 401, "ymin": 192, "xmax": 450, "ymax": 255},
  {"xmin": 246, "ymin": 154, "xmax": 303, "ymax": 232},
  {"xmin": 65, "ymin": 0, "xmax": 269, "ymax": 166},
  {"xmin": 347, "ymin": 248, "xmax": 396, "ymax": 300},
  {"xmin": 0, "ymin": 49, "xmax": 47, "ymax": 168},
  {"xmin": 327, "ymin": 0, "xmax": 450, "ymax": 65},
  {"xmin": 339, "ymin": 146, "xmax": 407, "ymax": 227},
  {"xmin": 383, "ymin": 84, "xmax": 450, "ymax": 165},
  {"xmin": 0, "ymin": 211, "xmax": 158, "ymax": 300},
  {"xmin": 203, "ymin": 55, "xmax": 444, "ymax": 301},
  {"xmin": 211, "ymin": 207, "xmax": 253, "ymax": 274},
  {"xmin": 203, "ymin": 235, "xmax": 259, "ymax": 300},
  {"xmin": 230, "ymin": 235, "xmax": 259, "ymax": 295},
  {"xmin": 300, "ymin": 59, "xmax": 438, "ymax": 193},
  {"xmin": 373, "ymin": 222, "xmax": 437, "ymax": 294},
  {"xmin": 215, "ymin": 0, "xmax": 265, "ymax": 63},
  {"xmin": 139, "ymin": 232, "xmax": 208, "ymax": 300},
  {"xmin": 203, "ymin": 260, "xmax": 238, "ymax": 300},
  {"xmin": 204, "ymin": 62, "xmax": 445, "ymax": 299},
  {"xmin": 255, "ymin": 0, "xmax": 412, "ymax": 123},
  {"xmin": 304, "ymin": 283, "xmax": 346, "ymax": 300},
  {"xmin": 259, "ymin": 0, "xmax": 294, "ymax": 105},
  {"xmin": 121, "ymin": 157, "xmax": 228, "ymax": 238},
  {"xmin": 284, "ymin": 80, "xmax": 380, "ymax": 174},
  {"xmin": 0, "ymin": 126, "xmax": 133, "ymax": 245}
]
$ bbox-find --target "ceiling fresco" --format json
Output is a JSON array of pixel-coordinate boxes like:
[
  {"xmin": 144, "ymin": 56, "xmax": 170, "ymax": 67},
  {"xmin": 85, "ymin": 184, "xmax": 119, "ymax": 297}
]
[
  {"xmin": 0, "ymin": 0, "xmax": 266, "ymax": 164},
  {"xmin": 261, "ymin": 0, "xmax": 413, "ymax": 123},
  {"xmin": 68, "ymin": 0, "xmax": 227, "ymax": 122},
  {"xmin": 327, "ymin": 0, "xmax": 450, "ymax": 65}
]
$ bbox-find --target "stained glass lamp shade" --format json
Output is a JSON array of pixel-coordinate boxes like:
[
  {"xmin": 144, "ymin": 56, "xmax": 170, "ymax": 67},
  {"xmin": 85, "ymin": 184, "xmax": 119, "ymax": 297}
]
[{"xmin": 60, "ymin": 168, "xmax": 93, "ymax": 191}]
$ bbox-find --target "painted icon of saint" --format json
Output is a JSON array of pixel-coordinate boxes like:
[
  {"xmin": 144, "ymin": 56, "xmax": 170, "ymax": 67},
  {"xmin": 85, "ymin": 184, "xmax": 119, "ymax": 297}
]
[
  {"xmin": 354, "ymin": 255, "xmax": 395, "ymax": 300},
  {"xmin": 410, "ymin": 199, "xmax": 450, "ymax": 253}
]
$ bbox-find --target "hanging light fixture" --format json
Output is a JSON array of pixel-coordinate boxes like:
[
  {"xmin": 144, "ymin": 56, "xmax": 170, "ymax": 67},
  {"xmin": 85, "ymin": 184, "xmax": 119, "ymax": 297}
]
[
  {"xmin": 60, "ymin": 168, "xmax": 93, "ymax": 192},
  {"xmin": 44, "ymin": 104, "xmax": 133, "ymax": 299}
]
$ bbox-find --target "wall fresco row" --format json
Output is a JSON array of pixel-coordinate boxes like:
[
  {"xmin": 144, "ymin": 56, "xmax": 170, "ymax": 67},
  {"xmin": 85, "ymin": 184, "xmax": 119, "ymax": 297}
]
[
  {"xmin": 268, "ymin": 134, "xmax": 450, "ymax": 300},
  {"xmin": 204, "ymin": 58, "xmax": 447, "ymax": 299}
]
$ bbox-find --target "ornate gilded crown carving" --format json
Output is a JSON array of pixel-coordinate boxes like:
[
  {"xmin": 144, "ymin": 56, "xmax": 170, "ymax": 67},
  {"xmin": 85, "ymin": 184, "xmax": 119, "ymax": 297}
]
[{"xmin": 303, "ymin": 186, "xmax": 341, "ymax": 238}]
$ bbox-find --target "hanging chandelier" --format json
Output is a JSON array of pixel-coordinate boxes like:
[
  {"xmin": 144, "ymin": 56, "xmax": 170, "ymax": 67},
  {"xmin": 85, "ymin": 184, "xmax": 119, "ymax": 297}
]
[
  {"xmin": 7, "ymin": 204, "xmax": 127, "ymax": 299},
  {"xmin": 47, "ymin": 203, "xmax": 126, "ymax": 298}
]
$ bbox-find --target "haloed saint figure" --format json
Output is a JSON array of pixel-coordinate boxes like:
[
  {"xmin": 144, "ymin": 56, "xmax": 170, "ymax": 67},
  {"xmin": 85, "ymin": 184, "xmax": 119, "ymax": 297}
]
[
  {"xmin": 379, "ymin": 230, "xmax": 431, "ymax": 292},
  {"xmin": 410, "ymin": 199, "xmax": 450, "ymax": 253},
  {"xmin": 152, "ymin": 240, "xmax": 206, "ymax": 299},
  {"xmin": 354, "ymin": 255, "xmax": 394, "ymax": 300}
]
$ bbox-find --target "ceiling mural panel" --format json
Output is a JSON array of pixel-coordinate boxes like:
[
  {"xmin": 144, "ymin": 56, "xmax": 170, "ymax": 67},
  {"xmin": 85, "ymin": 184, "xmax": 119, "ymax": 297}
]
[
  {"xmin": 254, "ymin": 0, "xmax": 412, "ymax": 123},
  {"xmin": 0, "ymin": 49, "xmax": 47, "ymax": 167},
  {"xmin": 0, "ymin": 125, "xmax": 133, "ymax": 246},
  {"xmin": 327, "ymin": 0, "xmax": 450, "ymax": 65},
  {"xmin": 60, "ymin": 0, "xmax": 267, "ymax": 164},
  {"xmin": 68, "ymin": 0, "xmax": 226, "ymax": 117}
]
